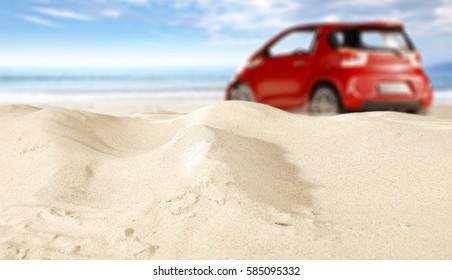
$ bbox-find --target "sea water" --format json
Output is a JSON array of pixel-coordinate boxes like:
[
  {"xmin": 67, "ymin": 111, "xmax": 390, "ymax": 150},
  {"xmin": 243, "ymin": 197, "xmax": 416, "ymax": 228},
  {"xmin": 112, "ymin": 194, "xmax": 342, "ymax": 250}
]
[{"xmin": 0, "ymin": 67, "xmax": 233, "ymax": 93}]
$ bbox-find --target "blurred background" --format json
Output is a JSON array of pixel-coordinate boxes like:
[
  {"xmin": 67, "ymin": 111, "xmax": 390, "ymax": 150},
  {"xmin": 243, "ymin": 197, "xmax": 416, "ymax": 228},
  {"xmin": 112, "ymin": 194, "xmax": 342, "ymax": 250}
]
[{"xmin": 0, "ymin": 0, "xmax": 451, "ymax": 114}]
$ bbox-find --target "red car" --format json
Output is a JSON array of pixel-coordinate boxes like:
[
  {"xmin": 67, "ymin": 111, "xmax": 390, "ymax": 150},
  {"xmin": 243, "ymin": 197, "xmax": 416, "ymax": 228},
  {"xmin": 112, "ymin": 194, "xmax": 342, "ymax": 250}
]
[{"xmin": 226, "ymin": 22, "xmax": 433, "ymax": 115}]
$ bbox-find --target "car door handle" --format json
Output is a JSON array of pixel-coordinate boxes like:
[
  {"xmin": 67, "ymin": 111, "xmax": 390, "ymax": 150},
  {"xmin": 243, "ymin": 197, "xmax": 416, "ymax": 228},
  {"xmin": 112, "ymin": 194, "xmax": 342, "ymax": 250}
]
[{"xmin": 292, "ymin": 60, "xmax": 306, "ymax": 68}]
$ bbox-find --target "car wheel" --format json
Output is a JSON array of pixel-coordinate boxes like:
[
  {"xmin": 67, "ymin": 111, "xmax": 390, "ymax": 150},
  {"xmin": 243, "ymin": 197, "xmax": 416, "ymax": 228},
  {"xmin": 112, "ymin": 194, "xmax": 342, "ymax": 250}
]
[
  {"xmin": 229, "ymin": 83, "xmax": 255, "ymax": 101},
  {"xmin": 309, "ymin": 85, "xmax": 344, "ymax": 115}
]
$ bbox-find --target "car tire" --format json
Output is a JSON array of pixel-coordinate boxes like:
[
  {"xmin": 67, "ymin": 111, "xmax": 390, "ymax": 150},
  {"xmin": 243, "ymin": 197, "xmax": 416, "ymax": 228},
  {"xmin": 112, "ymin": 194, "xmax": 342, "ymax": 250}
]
[
  {"xmin": 408, "ymin": 107, "xmax": 429, "ymax": 115},
  {"xmin": 229, "ymin": 83, "xmax": 255, "ymax": 101},
  {"xmin": 309, "ymin": 85, "xmax": 344, "ymax": 116}
]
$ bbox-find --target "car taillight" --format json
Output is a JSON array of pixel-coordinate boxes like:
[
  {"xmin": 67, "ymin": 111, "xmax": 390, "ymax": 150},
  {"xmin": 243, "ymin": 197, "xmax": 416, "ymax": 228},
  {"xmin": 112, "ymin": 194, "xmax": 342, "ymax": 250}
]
[
  {"xmin": 409, "ymin": 51, "xmax": 422, "ymax": 68},
  {"xmin": 339, "ymin": 49, "xmax": 368, "ymax": 68}
]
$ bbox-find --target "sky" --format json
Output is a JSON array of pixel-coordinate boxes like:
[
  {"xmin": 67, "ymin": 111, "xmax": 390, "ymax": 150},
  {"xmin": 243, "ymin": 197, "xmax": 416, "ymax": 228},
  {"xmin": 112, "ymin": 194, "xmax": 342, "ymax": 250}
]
[{"xmin": 0, "ymin": 0, "xmax": 451, "ymax": 68}]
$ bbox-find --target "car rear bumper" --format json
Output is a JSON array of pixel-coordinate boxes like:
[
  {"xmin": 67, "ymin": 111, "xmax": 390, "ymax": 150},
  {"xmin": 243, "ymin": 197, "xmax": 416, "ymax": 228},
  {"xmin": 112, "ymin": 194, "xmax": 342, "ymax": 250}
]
[
  {"xmin": 339, "ymin": 71, "xmax": 433, "ymax": 111},
  {"xmin": 358, "ymin": 100, "xmax": 422, "ymax": 112}
]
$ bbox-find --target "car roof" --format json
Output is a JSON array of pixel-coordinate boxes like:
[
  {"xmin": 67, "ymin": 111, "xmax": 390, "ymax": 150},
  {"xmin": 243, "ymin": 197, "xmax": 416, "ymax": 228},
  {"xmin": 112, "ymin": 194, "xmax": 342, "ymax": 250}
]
[
  {"xmin": 288, "ymin": 21, "xmax": 404, "ymax": 31},
  {"xmin": 254, "ymin": 21, "xmax": 407, "ymax": 56}
]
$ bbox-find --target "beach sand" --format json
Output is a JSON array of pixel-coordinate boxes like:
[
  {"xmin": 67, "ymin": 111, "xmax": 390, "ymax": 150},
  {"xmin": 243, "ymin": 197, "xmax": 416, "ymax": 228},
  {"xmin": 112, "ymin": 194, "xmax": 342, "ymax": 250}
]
[{"xmin": 0, "ymin": 101, "xmax": 451, "ymax": 259}]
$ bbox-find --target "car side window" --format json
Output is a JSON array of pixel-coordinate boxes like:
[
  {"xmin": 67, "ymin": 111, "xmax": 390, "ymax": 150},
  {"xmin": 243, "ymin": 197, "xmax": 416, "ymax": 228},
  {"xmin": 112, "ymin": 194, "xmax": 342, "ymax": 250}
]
[{"xmin": 269, "ymin": 30, "xmax": 316, "ymax": 57}]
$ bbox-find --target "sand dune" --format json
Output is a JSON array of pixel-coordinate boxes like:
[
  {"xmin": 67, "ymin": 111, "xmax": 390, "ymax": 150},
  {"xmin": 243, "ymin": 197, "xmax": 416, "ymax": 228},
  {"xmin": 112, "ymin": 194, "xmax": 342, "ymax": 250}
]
[{"xmin": 0, "ymin": 101, "xmax": 451, "ymax": 259}]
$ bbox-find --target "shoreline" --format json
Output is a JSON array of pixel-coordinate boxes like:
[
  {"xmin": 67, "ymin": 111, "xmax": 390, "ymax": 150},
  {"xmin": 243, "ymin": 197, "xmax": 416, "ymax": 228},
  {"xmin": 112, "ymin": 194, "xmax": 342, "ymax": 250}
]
[{"xmin": 0, "ymin": 91, "xmax": 450, "ymax": 117}]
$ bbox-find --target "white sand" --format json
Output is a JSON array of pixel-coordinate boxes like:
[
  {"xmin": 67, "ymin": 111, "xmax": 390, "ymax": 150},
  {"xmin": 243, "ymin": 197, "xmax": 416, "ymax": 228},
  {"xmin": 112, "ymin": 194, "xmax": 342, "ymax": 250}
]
[{"xmin": 0, "ymin": 101, "xmax": 451, "ymax": 259}]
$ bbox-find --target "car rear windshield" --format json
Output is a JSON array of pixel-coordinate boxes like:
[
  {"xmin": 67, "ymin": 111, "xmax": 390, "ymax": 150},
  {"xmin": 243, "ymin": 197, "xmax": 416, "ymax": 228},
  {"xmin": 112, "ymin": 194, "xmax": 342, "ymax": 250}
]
[{"xmin": 328, "ymin": 28, "xmax": 415, "ymax": 52}]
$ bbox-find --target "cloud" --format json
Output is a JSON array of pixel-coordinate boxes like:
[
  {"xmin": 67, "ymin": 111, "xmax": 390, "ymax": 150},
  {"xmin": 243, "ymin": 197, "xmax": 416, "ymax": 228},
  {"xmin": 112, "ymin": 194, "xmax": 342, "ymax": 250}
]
[
  {"xmin": 100, "ymin": 9, "xmax": 123, "ymax": 18},
  {"xmin": 158, "ymin": 0, "xmax": 452, "ymax": 48},
  {"xmin": 321, "ymin": 14, "xmax": 340, "ymax": 22},
  {"xmin": 329, "ymin": 0, "xmax": 399, "ymax": 8},
  {"xmin": 124, "ymin": 0, "xmax": 149, "ymax": 5},
  {"xmin": 430, "ymin": 3, "xmax": 452, "ymax": 33},
  {"xmin": 17, "ymin": 0, "xmax": 452, "ymax": 39},
  {"xmin": 35, "ymin": 7, "xmax": 92, "ymax": 21},
  {"xmin": 19, "ymin": 15, "xmax": 60, "ymax": 27},
  {"xmin": 191, "ymin": 0, "xmax": 304, "ymax": 32}
]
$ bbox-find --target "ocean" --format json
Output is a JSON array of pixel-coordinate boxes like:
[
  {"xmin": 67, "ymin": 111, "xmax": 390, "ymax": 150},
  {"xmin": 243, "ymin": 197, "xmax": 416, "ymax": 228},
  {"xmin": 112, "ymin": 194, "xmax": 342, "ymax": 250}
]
[
  {"xmin": 0, "ymin": 67, "xmax": 451, "ymax": 104},
  {"xmin": 0, "ymin": 67, "xmax": 233, "ymax": 92}
]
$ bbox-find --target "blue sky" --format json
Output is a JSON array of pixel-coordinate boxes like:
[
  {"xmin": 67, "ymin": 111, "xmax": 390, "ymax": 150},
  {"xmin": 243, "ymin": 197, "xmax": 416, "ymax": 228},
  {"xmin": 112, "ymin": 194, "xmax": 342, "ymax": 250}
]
[{"xmin": 0, "ymin": 0, "xmax": 451, "ymax": 67}]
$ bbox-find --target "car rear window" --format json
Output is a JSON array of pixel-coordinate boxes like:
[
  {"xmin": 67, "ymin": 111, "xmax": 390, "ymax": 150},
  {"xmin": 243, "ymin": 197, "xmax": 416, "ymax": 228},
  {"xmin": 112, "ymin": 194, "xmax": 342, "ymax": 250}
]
[{"xmin": 328, "ymin": 28, "xmax": 415, "ymax": 52}]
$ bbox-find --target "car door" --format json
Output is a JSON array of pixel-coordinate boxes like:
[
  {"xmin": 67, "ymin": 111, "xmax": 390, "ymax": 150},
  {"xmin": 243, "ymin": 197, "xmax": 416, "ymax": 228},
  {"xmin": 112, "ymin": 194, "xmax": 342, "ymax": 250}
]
[{"xmin": 254, "ymin": 29, "xmax": 317, "ymax": 108}]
